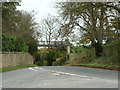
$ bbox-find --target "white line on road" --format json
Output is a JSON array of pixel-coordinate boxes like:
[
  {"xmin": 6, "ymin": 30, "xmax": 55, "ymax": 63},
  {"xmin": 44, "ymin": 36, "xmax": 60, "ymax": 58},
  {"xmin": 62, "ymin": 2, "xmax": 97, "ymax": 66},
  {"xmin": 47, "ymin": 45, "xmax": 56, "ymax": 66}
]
[
  {"xmin": 28, "ymin": 67, "xmax": 90, "ymax": 79},
  {"xmin": 28, "ymin": 67, "xmax": 38, "ymax": 72}
]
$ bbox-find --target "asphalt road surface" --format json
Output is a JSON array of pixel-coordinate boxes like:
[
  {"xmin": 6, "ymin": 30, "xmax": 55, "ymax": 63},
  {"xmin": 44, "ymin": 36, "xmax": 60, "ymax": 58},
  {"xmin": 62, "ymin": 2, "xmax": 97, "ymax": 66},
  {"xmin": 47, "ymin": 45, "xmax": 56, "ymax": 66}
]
[{"xmin": 1, "ymin": 66, "xmax": 119, "ymax": 88}]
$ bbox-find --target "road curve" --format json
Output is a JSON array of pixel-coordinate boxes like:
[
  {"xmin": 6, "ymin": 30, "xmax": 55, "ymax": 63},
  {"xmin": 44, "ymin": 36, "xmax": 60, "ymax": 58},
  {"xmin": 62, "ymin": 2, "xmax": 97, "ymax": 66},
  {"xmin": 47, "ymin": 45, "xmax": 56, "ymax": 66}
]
[{"xmin": 2, "ymin": 66, "xmax": 118, "ymax": 88}]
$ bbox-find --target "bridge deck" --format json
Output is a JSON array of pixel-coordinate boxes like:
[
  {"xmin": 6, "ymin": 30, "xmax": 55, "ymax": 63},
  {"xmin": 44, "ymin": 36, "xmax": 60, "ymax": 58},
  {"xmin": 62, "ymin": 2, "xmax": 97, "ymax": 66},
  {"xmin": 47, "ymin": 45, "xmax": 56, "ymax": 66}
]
[
  {"xmin": 38, "ymin": 44, "xmax": 68, "ymax": 47},
  {"xmin": 38, "ymin": 41, "xmax": 70, "ymax": 47}
]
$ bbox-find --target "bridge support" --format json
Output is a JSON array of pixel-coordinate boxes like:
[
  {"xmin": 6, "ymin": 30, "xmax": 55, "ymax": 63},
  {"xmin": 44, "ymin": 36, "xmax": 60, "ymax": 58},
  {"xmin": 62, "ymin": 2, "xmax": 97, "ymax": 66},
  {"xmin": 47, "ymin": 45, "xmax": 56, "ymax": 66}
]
[
  {"xmin": 67, "ymin": 46, "xmax": 70, "ymax": 60},
  {"xmin": 67, "ymin": 46, "xmax": 70, "ymax": 54}
]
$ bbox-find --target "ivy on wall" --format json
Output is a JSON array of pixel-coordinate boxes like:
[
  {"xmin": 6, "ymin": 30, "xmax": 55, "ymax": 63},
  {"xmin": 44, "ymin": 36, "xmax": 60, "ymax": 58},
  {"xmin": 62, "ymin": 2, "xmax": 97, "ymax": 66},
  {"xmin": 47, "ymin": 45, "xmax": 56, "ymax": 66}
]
[{"xmin": 2, "ymin": 34, "xmax": 28, "ymax": 52}]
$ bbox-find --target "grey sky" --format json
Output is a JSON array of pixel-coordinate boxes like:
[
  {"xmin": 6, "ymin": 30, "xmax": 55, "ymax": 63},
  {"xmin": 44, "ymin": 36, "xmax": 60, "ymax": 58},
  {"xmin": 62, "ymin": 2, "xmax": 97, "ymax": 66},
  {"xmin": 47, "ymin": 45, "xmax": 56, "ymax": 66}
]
[
  {"xmin": 17, "ymin": 0, "xmax": 81, "ymax": 45},
  {"xmin": 17, "ymin": 0, "xmax": 58, "ymax": 22}
]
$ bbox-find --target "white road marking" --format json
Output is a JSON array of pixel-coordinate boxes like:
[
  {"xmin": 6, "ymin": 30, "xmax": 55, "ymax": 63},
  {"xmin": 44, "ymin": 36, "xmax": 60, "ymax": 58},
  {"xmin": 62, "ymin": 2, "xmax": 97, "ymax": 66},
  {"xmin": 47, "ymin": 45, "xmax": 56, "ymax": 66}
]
[
  {"xmin": 28, "ymin": 67, "xmax": 38, "ymax": 72},
  {"xmin": 86, "ymin": 79, "xmax": 91, "ymax": 80},
  {"xmin": 80, "ymin": 76, "xmax": 87, "ymax": 78},
  {"xmin": 52, "ymin": 73, "xmax": 60, "ymax": 76},
  {"xmin": 34, "ymin": 67, "xmax": 39, "ymax": 69},
  {"xmin": 50, "ymin": 70, "xmax": 89, "ymax": 78},
  {"xmin": 28, "ymin": 67, "xmax": 95, "ymax": 79}
]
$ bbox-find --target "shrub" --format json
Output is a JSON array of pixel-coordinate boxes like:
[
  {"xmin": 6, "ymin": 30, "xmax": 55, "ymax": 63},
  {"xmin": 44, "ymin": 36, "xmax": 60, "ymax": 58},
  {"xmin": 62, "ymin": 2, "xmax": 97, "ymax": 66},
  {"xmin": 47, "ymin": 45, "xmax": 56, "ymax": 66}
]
[
  {"xmin": 45, "ymin": 50, "xmax": 56, "ymax": 66},
  {"xmin": 94, "ymin": 55, "xmax": 119, "ymax": 65},
  {"xmin": 35, "ymin": 52, "xmax": 42, "ymax": 66},
  {"xmin": 52, "ymin": 59, "xmax": 63, "ymax": 66},
  {"xmin": 43, "ymin": 48, "xmax": 67, "ymax": 66},
  {"xmin": 43, "ymin": 60, "xmax": 48, "ymax": 66},
  {"xmin": 52, "ymin": 61, "xmax": 58, "ymax": 66},
  {"xmin": 35, "ymin": 48, "xmax": 68, "ymax": 66},
  {"xmin": 2, "ymin": 34, "xmax": 28, "ymax": 52},
  {"xmin": 27, "ymin": 40, "xmax": 38, "ymax": 55},
  {"xmin": 35, "ymin": 60, "xmax": 43, "ymax": 66},
  {"xmin": 72, "ymin": 46, "xmax": 83, "ymax": 53}
]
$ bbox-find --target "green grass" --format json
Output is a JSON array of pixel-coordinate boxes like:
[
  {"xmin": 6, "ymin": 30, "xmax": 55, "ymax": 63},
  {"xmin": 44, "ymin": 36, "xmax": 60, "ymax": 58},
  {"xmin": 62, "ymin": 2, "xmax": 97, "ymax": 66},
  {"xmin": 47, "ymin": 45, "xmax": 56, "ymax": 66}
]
[
  {"xmin": 71, "ymin": 63, "xmax": 120, "ymax": 70},
  {"xmin": 0, "ymin": 64, "xmax": 38, "ymax": 72}
]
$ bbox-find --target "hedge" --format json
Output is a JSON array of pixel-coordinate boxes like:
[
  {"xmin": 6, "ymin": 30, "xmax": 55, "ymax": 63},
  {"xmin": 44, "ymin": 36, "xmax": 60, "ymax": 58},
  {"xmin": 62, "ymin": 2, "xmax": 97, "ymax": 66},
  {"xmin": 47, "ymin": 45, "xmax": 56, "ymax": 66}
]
[{"xmin": 2, "ymin": 34, "xmax": 28, "ymax": 52}]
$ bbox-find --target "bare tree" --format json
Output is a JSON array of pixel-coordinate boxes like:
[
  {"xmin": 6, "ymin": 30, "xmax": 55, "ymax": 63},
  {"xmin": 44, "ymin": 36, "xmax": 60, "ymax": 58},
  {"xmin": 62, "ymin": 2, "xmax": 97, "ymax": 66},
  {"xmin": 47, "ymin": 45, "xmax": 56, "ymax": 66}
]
[{"xmin": 39, "ymin": 15, "xmax": 63, "ymax": 46}]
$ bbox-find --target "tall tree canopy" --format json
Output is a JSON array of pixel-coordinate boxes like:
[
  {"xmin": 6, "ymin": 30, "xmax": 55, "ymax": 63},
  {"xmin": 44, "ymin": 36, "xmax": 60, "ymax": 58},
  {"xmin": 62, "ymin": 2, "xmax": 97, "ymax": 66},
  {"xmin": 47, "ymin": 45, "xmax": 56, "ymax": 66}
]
[
  {"xmin": 57, "ymin": 2, "xmax": 119, "ymax": 56},
  {"xmin": 2, "ymin": 2, "xmax": 39, "ymax": 54},
  {"xmin": 2, "ymin": 2, "xmax": 20, "ymax": 35}
]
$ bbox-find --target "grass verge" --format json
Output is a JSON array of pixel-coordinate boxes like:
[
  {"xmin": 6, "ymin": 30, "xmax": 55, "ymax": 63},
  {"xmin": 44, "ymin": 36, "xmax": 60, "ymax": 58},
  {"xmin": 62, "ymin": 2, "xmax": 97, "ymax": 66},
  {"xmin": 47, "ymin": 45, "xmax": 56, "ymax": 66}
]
[
  {"xmin": 0, "ymin": 64, "xmax": 38, "ymax": 72},
  {"xmin": 71, "ymin": 63, "xmax": 120, "ymax": 71}
]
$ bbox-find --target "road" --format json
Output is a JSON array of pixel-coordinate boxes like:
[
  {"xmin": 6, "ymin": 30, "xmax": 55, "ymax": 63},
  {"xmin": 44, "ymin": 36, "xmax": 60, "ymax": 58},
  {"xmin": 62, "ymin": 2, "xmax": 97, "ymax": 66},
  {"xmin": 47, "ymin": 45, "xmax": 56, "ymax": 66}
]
[{"xmin": 2, "ymin": 66, "xmax": 118, "ymax": 88}]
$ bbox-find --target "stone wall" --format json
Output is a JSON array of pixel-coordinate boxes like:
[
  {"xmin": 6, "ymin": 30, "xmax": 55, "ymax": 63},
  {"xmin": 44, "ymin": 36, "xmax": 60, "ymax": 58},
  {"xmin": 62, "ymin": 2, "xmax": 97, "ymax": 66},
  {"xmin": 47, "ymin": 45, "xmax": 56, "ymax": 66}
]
[{"xmin": 0, "ymin": 52, "xmax": 34, "ymax": 68}]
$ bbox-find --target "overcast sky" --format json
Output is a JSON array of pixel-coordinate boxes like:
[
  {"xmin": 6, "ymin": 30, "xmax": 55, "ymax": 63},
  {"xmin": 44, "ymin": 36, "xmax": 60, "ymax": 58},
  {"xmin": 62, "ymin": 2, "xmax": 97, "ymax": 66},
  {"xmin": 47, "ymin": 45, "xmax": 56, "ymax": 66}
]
[
  {"xmin": 17, "ymin": 0, "xmax": 58, "ymax": 23},
  {"xmin": 17, "ymin": 0, "xmax": 81, "ymax": 44}
]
